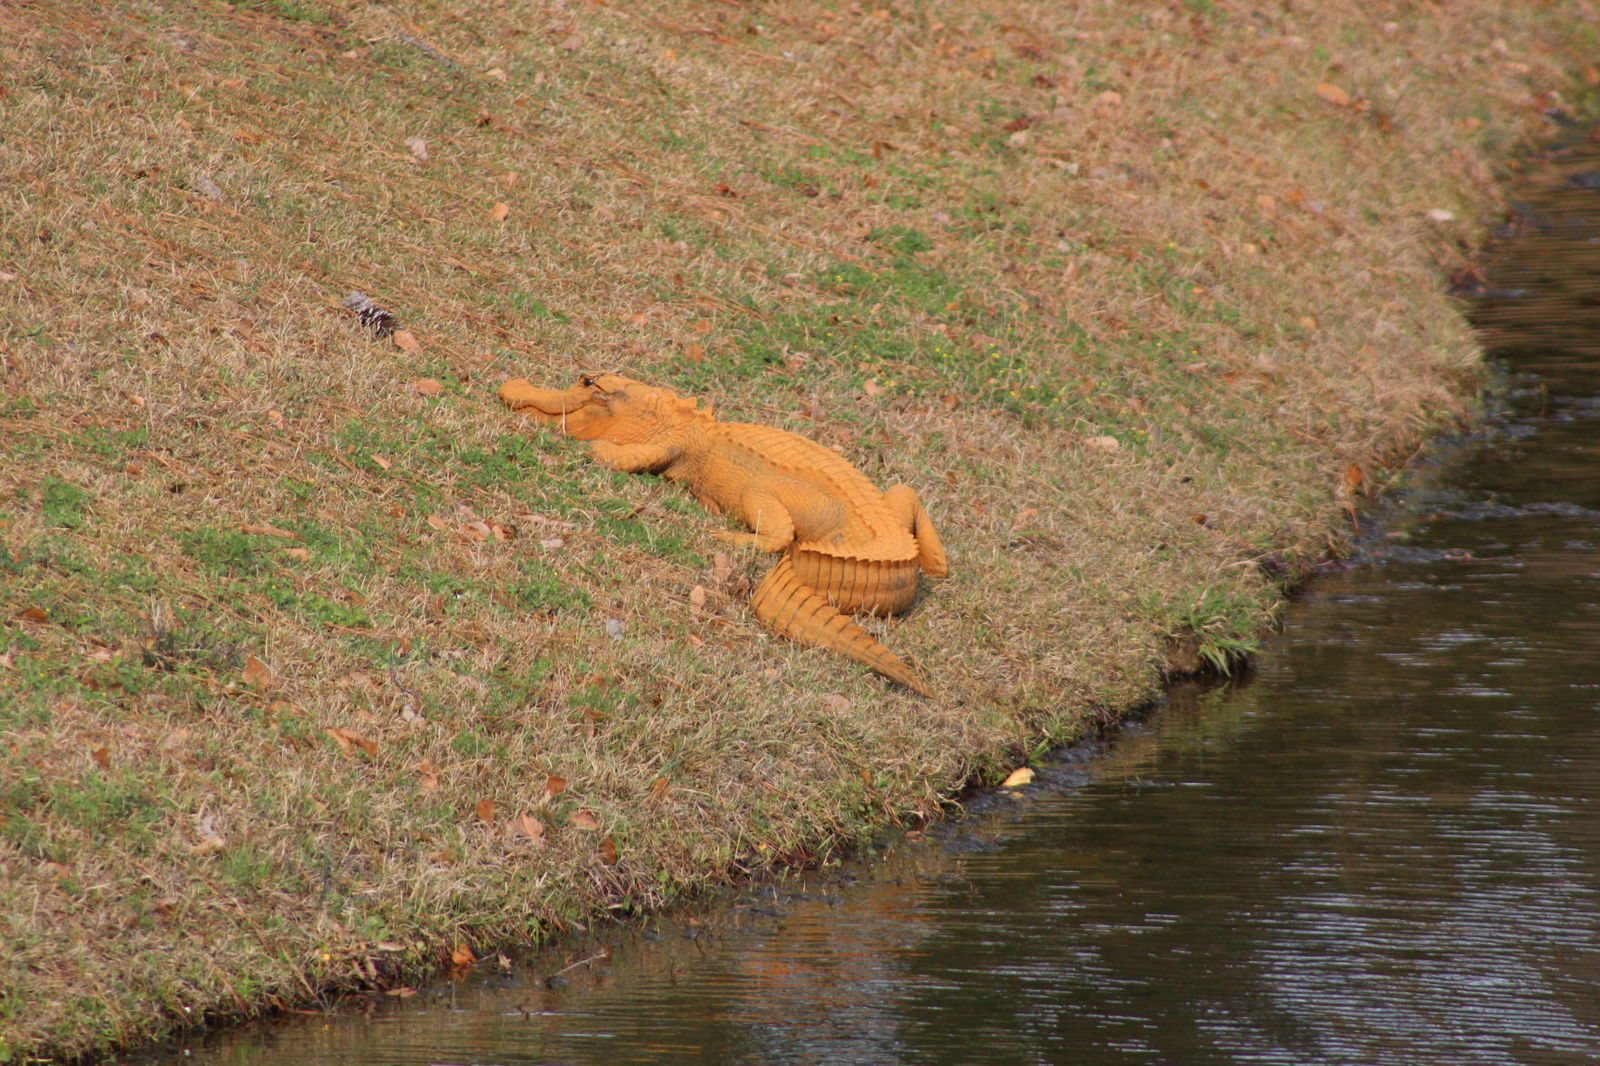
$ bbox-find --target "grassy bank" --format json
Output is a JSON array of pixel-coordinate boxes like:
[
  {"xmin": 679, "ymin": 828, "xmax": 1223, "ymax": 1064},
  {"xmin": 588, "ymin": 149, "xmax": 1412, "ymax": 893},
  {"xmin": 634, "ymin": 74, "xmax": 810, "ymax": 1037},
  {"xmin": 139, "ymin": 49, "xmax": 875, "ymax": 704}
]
[{"xmin": 2, "ymin": 0, "xmax": 1594, "ymax": 1057}]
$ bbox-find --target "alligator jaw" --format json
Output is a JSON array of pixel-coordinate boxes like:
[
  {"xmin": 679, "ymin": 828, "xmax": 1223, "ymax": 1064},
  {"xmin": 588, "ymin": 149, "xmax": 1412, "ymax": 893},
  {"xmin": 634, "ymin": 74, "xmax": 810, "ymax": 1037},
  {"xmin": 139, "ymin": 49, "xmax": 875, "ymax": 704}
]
[{"xmin": 497, "ymin": 379, "xmax": 593, "ymax": 424}]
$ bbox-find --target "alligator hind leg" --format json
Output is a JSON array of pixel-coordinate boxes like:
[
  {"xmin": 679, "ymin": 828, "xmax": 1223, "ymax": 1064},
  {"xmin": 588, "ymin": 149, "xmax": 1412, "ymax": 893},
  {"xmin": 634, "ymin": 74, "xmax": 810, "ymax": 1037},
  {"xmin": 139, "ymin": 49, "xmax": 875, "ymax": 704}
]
[{"xmin": 883, "ymin": 485, "xmax": 949, "ymax": 577}]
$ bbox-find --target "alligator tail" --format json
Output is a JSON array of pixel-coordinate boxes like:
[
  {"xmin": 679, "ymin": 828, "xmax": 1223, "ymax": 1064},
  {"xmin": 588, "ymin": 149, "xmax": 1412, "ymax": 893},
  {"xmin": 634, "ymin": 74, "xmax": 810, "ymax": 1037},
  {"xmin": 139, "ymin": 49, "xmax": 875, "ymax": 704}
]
[{"xmin": 750, "ymin": 556, "xmax": 932, "ymax": 697}]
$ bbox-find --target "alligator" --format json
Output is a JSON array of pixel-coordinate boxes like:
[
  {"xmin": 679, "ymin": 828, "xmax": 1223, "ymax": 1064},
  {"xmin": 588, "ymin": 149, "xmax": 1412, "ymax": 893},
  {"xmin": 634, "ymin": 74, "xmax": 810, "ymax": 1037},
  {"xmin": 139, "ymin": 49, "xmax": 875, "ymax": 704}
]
[{"xmin": 499, "ymin": 373, "xmax": 949, "ymax": 695}]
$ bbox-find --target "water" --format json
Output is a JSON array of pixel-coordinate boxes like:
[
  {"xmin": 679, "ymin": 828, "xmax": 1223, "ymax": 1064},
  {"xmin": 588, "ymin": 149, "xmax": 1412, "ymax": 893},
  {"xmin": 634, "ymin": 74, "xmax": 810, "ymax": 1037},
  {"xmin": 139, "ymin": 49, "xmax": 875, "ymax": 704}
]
[{"xmin": 139, "ymin": 140, "xmax": 1600, "ymax": 1066}]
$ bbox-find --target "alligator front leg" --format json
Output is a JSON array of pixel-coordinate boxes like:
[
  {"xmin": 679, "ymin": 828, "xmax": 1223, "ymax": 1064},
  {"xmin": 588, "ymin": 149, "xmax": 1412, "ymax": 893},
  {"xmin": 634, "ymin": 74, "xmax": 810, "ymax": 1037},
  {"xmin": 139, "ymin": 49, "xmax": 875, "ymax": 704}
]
[
  {"xmin": 588, "ymin": 439, "xmax": 676, "ymax": 474},
  {"xmin": 883, "ymin": 484, "xmax": 949, "ymax": 577}
]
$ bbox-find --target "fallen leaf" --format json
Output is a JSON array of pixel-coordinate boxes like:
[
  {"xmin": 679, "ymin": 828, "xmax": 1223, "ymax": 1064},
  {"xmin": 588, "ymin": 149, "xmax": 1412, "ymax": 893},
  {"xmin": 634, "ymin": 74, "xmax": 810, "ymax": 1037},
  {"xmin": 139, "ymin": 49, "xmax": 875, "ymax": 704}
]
[
  {"xmin": 1316, "ymin": 83, "xmax": 1352, "ymax": 108},
  {"xmin": 417, "ymin": 759, "xmax": 440, "ymax": 791},
  {"xmin": 819, "ymin": 693, "xmax": 851, "ymax": 713},
  {"xmin": 393, "ymin": 330, "xmax": 421, "ymax": 353},
  {"xmin": 511, "ymin": 813, "xmax": 546, "ymax": 844},
  {"xmin": 426, "ymin": 514, "xmax": 450, "ymax": 531},
  {"xmin": 386, "ymin": 987, "xmax": 418, "ymax": 998},
  {"xmin": 1342, "ymin": 463, "xmax": 1366, "ymax": 495},
  {"xmin": 1001, "ymin": 767, "xmax": 1035, "ymax": 788},
  {"xmin": 862, "ymin": 378, "xmax": 883, "ymax": 396},
  {"xmin": 599, "ymin": 836, "xmax": 618, "ymax": 864},
  {"xmin": 405, "ymin": 137, "xmax": 429, "ymax": 161},
  {"xmin": 90, "ymin": 746, "xmax": 110, "ymax": 769},
  {"xmin": 485, "ymin": 66, "xmax": 507, "ymax": 81},
  {"xmin": 605, "ymin": 618, "xmax": 625, "ymax": 640},
  {"xmin": 240, "ymin": 522, "xmax": 301, "ymax": 540},
  {"xmin": 540, "ymin": 536, "xmax": 566, "ymax": 549},
  {"xmin": 1084, "ymin": 435, "xmax": 1121, "ymax": 452},
  {"xmin": 475, "ymin": 797, "xmax": 498, "ymax": 823},
  {"xmin": 689, "ymin": 585, "xmax": 708, "ymax": 608},
  {"xmin": 191, "ymin": 834, "xmax": 226, "ymax": 856},
  {"xmin": 544, "ymin": 775, "xmax": 567, "ymax": 800},
  {"xmin": 492, "ymin": 201, "xmax": 510, "ymax": 222},
  {"xmin": 410, "ymin": 377, "xmax": 442, "ymax": 396},
  {"xmin": 711, "ymin": 551, "xmax": 733, "ymax": 583},
  {"xmin": 243, "ymin": 654, "xmax": 271, "ymax": 690},
  {"xmin": 569, "ymin": 809, "xmax": 600, "ymax": 831},
  {"xmin": 684, "ymin": 342, "xmax": 705, "ymax": 364},
  {"xmin": 649, "ymin": 776, "xmax": 671, "ymax": 799},
  {"xmin": 1426, "ymin": 208, "xmax": 1455, "ymax": 223},
  {"xmin": 325, "ymin": 727, "xmax": 377, "ymax": 757},
  {"xmin": 16, "ymin": 606, "xmax": 48, "ymax": 623},
  {"xmin": 370, "ymin": 453, "xmax": 392, "ymax": 470},
  {"xmin": 450, "ymin": 943, "xmax": 476, "ymax": 967}
]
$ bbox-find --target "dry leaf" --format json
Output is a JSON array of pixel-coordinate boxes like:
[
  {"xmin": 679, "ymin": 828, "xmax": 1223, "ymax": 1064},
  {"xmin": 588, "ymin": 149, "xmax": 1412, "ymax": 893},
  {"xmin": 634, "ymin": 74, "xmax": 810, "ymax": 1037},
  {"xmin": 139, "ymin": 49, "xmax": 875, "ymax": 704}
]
[
  {"xmin": 689, "ymin": 584, "xmax": 708, "ymax": 609},
  {"xmin": 569, "ymin": 809, "xmax": 600, "ymax": 831},
  {"xmin": 284, "ymin": 546, "xmax": 311, "ymax": 561},
  {"xmin": 1084, "ymin": 435, "xmax": 1121, "ymax": 452},
  {"xmin": 544, "ymin": 775, "xmax": 567, "ymax": 800},
  {"xmin": 325, "ymin": 727, "xmax": 377, "ymax": 757},
  {"xmin": 417, "ymin": 759, "xmax": 440, "ymax": 791},
  {"xmin": 243, "ymin": 654, "xmax": 271, "ymax": 690},
  {"xmin": 711, "ymin": 551, "xmax": 733, "ymax": 583},
  {"xmin": 862, "ymin": 378, "xmax": 883, "ymax": 396},
  {"xmin": 511, "ymin": 813, "xmax": 546, "ymax": 844},
  {"xmin": 605, "ymin": 618, "xmax": 625, "ymax": 640},
  {"xmin": 450, "ymin": 943, "xmax": 475, "ymax": 967},
  {"xmin": 1342, "ymin": 464, "xmax": 1366, "ymax": 495},
  {"xmin": 492, "ymin": 201, "xmax": 510, "ymax": 221},
  {"xmin": 90, "ymin": 746, "xmax": 110, "ymax": 769},
  {"xmin": 386, "ymin": 987, "xmax": 418, "ymax": 998},
  {"xmin": 393, "ymin": 330, "xmax": 421, "ymax": 353},
  {"xmin": 684, "ymin": 341, "xmax": 705, "ymax": 364},
  {"xmin": 370, "ymin": 453, "xmax": 392, "ymax": 470},
  {"xmin": 410, "ymin": 377, "xmax": 442, "ymax": 396},
  {"xmin": 191, "ymin": 834, "xmax": 227, "ymax": 856},
  {"xmin": 241, "ymin": 522, "xmax": 300, "ymax": 540},
  {"xmin": 1000, "ymin": 767, "xmax": 1035, "ymax": 788},
  {"xmin": 599, "ymin": 836, "xmax": 618, "ymax": 865},
  {"xmin": 649, "ymin": 776, "xmax": 671, "ymax": 799},
  {"xmin": 1315, "ymin": 83, "xmax": 1352, "ymax": 108},
  {"xmin": 405, "ymin": 137, "xmax": 429, "ymax": 160},
  {"xmin": 475, "ymin": 797, "xmax": 498, "ymax": 823},
  {"xmin": 17, "ymin": 606, "xmax": 48, "ymax": 623}
]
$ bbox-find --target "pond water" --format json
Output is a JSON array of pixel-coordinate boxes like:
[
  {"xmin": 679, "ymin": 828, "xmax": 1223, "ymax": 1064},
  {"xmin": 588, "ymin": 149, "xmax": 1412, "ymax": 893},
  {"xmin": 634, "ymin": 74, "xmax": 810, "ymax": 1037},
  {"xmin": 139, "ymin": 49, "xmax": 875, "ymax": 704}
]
[{"xmin": 135, "ymin": 139, "xmax": 1600, "ymax": 1066}]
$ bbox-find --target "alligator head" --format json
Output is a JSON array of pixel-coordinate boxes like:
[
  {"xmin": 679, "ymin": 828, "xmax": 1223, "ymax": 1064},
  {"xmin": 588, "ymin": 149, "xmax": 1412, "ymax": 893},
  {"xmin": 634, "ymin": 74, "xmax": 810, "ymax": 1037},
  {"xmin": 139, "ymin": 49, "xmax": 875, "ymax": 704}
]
[{"xmin": 498, "ymin": 373, "xmax": 707, "ymax": 441}]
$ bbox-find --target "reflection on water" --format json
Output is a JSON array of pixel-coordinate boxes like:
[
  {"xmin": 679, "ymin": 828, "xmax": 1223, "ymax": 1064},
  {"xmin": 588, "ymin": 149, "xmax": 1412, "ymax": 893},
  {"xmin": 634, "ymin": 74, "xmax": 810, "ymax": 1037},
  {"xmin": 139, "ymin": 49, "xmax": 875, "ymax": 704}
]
[{"xmin": 139, "ymin": 142, "xmax": 1600, "ymax": 1066}]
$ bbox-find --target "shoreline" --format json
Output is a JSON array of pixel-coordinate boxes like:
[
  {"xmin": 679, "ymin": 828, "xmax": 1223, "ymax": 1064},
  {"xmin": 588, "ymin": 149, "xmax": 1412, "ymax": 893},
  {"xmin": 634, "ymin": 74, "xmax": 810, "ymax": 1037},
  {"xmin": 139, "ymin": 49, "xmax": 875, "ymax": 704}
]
[{"xmin": 2, "ymin": 1, "xmax": 1597, "ymax": 1060}]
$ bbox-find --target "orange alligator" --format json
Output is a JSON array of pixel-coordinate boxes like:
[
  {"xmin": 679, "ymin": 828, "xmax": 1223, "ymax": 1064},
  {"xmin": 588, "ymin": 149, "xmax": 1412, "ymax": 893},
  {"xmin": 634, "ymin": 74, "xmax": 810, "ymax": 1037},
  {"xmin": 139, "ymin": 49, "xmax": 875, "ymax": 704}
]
[{"xmin": 499, "ymin": 373, "xmax": 949, "ymax": 695}]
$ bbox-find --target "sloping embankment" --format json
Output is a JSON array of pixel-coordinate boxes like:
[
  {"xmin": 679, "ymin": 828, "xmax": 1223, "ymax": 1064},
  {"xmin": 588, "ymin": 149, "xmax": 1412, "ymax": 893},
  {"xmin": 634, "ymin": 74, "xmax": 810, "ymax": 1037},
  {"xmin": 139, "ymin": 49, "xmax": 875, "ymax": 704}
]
[{"xmin": 1, "ymin": 0, "xmax": 1595, "ymax": 1058}]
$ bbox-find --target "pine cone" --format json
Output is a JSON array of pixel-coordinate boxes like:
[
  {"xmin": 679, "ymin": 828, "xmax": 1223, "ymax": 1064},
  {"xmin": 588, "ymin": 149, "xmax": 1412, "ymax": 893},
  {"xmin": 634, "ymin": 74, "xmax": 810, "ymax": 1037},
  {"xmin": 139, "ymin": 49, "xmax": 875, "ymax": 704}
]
[{"xmin": 343, "ymin": 291, "xmax": 398, "ymax": 337}]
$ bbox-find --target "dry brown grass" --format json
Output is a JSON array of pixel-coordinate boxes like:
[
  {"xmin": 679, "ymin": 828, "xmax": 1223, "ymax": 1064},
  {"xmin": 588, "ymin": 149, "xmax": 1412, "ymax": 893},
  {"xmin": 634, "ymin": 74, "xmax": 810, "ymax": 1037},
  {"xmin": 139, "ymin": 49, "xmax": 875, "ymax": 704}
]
[{"xmin": 1, "ymin": 0, "xmax": 1595, "ymax": 1058}]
